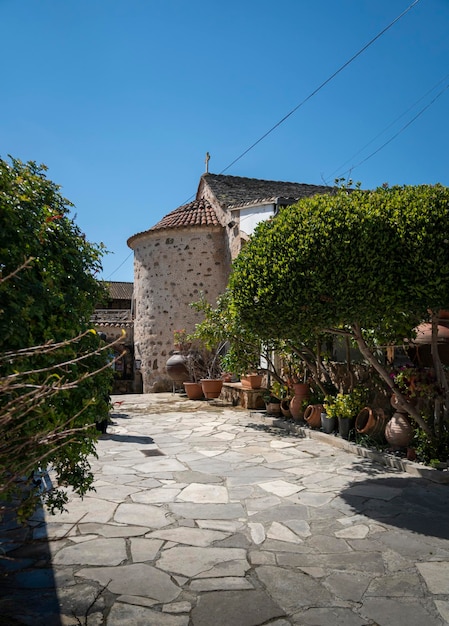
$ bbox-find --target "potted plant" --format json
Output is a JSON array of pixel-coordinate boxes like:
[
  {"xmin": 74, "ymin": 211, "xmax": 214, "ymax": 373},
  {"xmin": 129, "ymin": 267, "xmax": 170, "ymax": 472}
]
[
  {"xmin": 240, "ymin": 373, "xmax": 263, "ymax": 389},
  {"xmin": 188, "ymin": 293, "xmax": 289, "ymax": 397},
  {"xmin": 390, "ymin": 366, "xmax": 438, "ymax": 404},
  {"xmin": 182, "ymin": 349, "xmax": 205, "ymax": 400},
  {"xmin": 199, "ymin": 345, "xmax": 226, "ymax": 399},
  {"xmin": 183, "ymin": 380, "xmax": 205, "ymax": 400},
  {"xmin": 320, "ymin": 408, "xmax": 337, "ymax": 434},
  {"xmin": 218, "ymin": 334, "xmax": 264, "ymax": 389},
  {"xmin": 168, "ymin": 331, "xmax": 202, "ymax": 399},
  {"xmin": 186, "ymin": 298, "xmax": 230, "ymax": 400},
  {"xmin": 261, "ymin": 386, "xmax": 281, "ymax": 415},
  {"xmin": 324, "ymin": 387, "xmax": 368, "ymax": 440},
  {"xmin": 183, "ymin": 342, "xmax": 226, "ymax": 400},
  {"xmin": 268, "ymin": 382, "xmax": 291, "ymax": 418}
]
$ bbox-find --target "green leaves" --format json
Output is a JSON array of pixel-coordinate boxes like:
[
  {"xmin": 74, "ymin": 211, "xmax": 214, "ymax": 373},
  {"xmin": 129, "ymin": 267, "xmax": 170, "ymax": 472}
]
[
  {"xmin": 0, "ymin": 157, "xmax": 112, "ymax": 518},
  {"xmin": 229, "ymin": 185, "xmax": 449, "ymax": 346}
]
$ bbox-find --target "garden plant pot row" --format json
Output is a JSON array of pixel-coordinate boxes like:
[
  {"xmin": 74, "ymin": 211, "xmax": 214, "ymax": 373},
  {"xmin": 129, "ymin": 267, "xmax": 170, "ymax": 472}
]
[
  {"xmin": 183, "ymin": 379, "xmax": 224, "ymax": 400},
  {"xmin": 283, "ymin": 400, "xmax": 411, "ymax": 445}
]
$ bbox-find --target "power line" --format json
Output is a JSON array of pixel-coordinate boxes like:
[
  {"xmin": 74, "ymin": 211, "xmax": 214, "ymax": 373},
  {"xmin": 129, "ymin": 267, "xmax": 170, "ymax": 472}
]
[
  {"xmin": 333, "ymin": 81, "xmax": 449, "ymax": 179},
  {"xmin": 218, "ymin": 0, "xmax": 422, "ymax": 175},
  {"xmin": 181, "ymin": 1, "xmax": 421, "ymax": 206},
  {"xmin": 103, "ymin": 251, "xmax": 133, "ymax": 281},
  {"xmin": 325, "ymin": 72, "xmax": 449, "ymax": 183}
]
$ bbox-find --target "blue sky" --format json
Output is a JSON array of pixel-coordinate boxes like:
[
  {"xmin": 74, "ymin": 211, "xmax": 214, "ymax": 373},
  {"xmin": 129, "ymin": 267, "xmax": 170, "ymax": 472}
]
[{"xmin": 2, "ymin": 0, "xmax": 448, "ymax": 282}]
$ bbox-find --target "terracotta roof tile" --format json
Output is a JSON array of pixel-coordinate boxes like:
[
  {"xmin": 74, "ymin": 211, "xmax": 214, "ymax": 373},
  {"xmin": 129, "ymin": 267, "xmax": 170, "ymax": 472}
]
[{"xmin": 150, "ymin": 198, "xmax": 220, "ymax": 230}]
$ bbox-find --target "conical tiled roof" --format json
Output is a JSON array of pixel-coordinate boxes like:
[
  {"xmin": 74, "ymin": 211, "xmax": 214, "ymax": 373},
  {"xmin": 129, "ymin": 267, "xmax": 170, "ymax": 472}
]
[
  {"xmin": 127, "ymin": 198, "xmax": 221, "ymax": 248},
  {"xmin": 150, "ymin": 198, "xmax": 220, "ymax": 230}
]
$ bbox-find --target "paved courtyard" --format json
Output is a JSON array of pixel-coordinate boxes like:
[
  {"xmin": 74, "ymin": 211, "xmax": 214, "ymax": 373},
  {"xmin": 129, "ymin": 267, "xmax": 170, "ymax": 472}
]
[{"xmin": 2, "ymin": 393, "xmax": 449, "ymax": 625}]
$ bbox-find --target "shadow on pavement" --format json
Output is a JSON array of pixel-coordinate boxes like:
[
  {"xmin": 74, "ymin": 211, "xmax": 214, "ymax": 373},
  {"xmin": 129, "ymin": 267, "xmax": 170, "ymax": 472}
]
[
  {"xmin": 109, "ymin": 411, "xmax": 132, "ymax": 420},
  {"xmin": 340, "ymin": 476, "xmax": 449, "ymax": 540},
  {"xmin": 0, "ymin": 504, "xmax": 62, "ymax": 626},
  {"xmin": 105, "ymin": 433, "xmax": 154, "ymax": 445}
]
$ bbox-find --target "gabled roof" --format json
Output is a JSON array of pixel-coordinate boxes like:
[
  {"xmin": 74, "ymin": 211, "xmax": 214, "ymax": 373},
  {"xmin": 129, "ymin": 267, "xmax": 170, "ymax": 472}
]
[
  {"xmin": 200, "ymin": 173, "xmax": 333, "ymax": 209},
  {"xmin": 105, "ymin": 281, "xmax": 133, "ymax": 300},
  {"xmin": 128, "ymin": 173, "xmax": 335, "ymax": 249}
]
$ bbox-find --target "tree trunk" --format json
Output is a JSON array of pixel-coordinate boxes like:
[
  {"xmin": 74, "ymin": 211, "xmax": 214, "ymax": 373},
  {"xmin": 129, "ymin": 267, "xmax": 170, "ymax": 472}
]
[
  {"xmin": 351, "ymin": 322, "xmax": 434, "ymax": 439},
  {"xmin": 430, "ymin": 310, "xmax": 449, "ymax": 427}
]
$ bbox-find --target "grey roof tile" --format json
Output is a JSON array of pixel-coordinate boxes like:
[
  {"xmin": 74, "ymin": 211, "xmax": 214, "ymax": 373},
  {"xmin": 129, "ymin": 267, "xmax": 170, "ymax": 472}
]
[
  {"xmin": 201, "ymin": 173, "xmax": 333, "ymax": 209},
  {"xmin": 105, "ymin": 281, "xmax": 133, "ymax": 300}
]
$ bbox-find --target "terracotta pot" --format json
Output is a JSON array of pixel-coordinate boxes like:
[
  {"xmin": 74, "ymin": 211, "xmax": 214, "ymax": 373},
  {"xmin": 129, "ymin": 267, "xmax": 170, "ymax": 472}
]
[
  {"xmin": 321, "ymin": 412, "xmax": 336, "ymax": 434},
  {"xmin": 280, "ymin": 398, "xmax": 292, "ymax": 418},
  {"xmin": 292, "ymin": 382, "xmax": 310, "ymax": 396},
  {"xmin": 391, "ymin": 394, "xmax": 416, "ymax": 412},
  {"xmin": 356, "ymin": 407, "xmax": 387, "ymax": 439},
  {"xmin": 385, "ymin": 412, "xmax": 413, "ymax": 448},
  {"xmin": 304, "ymin": 404, "xmax": 324, "ymax": 429},
  {"xmin": 241, "ymin": 374, "xmax": 263, "ymax": 389},
  {"xmin": 289, "ymin": 383, "xmax": 310, "ymax": 421},
  {"xmin": 200, "ymin": 379, "xmax": 223, "ymax": 399},
  {"xmin": 390, "ymin": 394, "xmax": 402, "ymax": 410},
  {"xmin": 183, "ymin": 382, "xmax": 204, "ymax": 400},
  {"xmin": 266, "ymin": 402, "xmax": 281, "ymax": 416}
]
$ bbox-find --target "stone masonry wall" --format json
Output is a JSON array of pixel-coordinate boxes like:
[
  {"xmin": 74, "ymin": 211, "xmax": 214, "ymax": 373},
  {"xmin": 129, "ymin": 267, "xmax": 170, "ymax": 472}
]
[{"xmin": 133, "ymin": 225, "xmax": 231, "ymax": 392}]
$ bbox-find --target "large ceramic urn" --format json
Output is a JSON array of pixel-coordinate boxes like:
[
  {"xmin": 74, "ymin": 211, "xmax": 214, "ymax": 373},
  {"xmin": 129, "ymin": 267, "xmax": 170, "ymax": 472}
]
[
  {"xmin": 289, "ymin": 383, "xmax": 310, "ymax": 421},
  {"xmin": 166, "ymin": 352, "xmax": 190, "ymax": 385},
  {"xmin": 385, "ymin": 412, "xmax": 413, "ymax": 448}
]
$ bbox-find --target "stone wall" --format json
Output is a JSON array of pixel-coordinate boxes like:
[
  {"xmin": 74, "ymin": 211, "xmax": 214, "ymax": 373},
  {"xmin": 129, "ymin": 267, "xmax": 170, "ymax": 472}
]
[{"xmin": 133, "ymin": 225, "xmax": 231, "ymax": 392}]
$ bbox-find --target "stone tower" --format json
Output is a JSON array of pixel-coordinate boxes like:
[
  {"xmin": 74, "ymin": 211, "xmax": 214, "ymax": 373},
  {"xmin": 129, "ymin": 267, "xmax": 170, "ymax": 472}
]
[{"xmin": 127, "ymin": 197, "xmax": 231, "ymax": 392}]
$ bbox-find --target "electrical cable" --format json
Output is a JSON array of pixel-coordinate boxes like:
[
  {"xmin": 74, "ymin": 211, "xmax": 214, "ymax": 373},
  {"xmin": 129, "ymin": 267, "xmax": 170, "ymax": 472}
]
[
  {"xmin": 179, "ymin": 0, "xmax": 421, "ymax": 207},
  {"xmin": 103, "ymin": 251, "xmax": 133, "ymax": 281},
  {"xmin": 325, "ymin": 72, "xmax": 449, "ymax": 183},
  {"xmin": 218, "ymin": 0, "xmax": 422, "ymax": 175},
  {"xmin": 333, "ymin": 81, "xmax": 449, "ymax": 180}
]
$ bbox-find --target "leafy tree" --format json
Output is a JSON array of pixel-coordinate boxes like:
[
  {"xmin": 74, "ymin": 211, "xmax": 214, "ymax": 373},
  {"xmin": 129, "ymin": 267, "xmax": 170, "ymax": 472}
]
[
  {"xmin": 0, "ymin": 157, "xmax": 113, "ymax": 519},
  {"xmin": 228, "ymin": 184, "xmax": 449, "ymax": 438},
  {"xmin": 188, "ymin": 292, "xmax": 281, "ymax": 382}
]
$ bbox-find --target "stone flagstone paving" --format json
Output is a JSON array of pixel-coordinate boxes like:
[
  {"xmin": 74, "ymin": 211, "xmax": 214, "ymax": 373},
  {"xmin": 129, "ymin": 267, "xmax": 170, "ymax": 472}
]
[{"xmin": 1, "ymin": 392, "xmax": 449, "ymax": 625}]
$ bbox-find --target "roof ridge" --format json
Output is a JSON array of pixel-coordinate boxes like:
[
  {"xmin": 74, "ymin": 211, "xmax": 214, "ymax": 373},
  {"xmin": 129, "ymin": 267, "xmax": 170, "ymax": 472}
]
[
  {"xmin": 202, "ymin": 172, "xmax": 334, "ymax": 188},
  {"xmin": 201, "ymin": 173, "xmax": 334, "ymax": 210}
]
